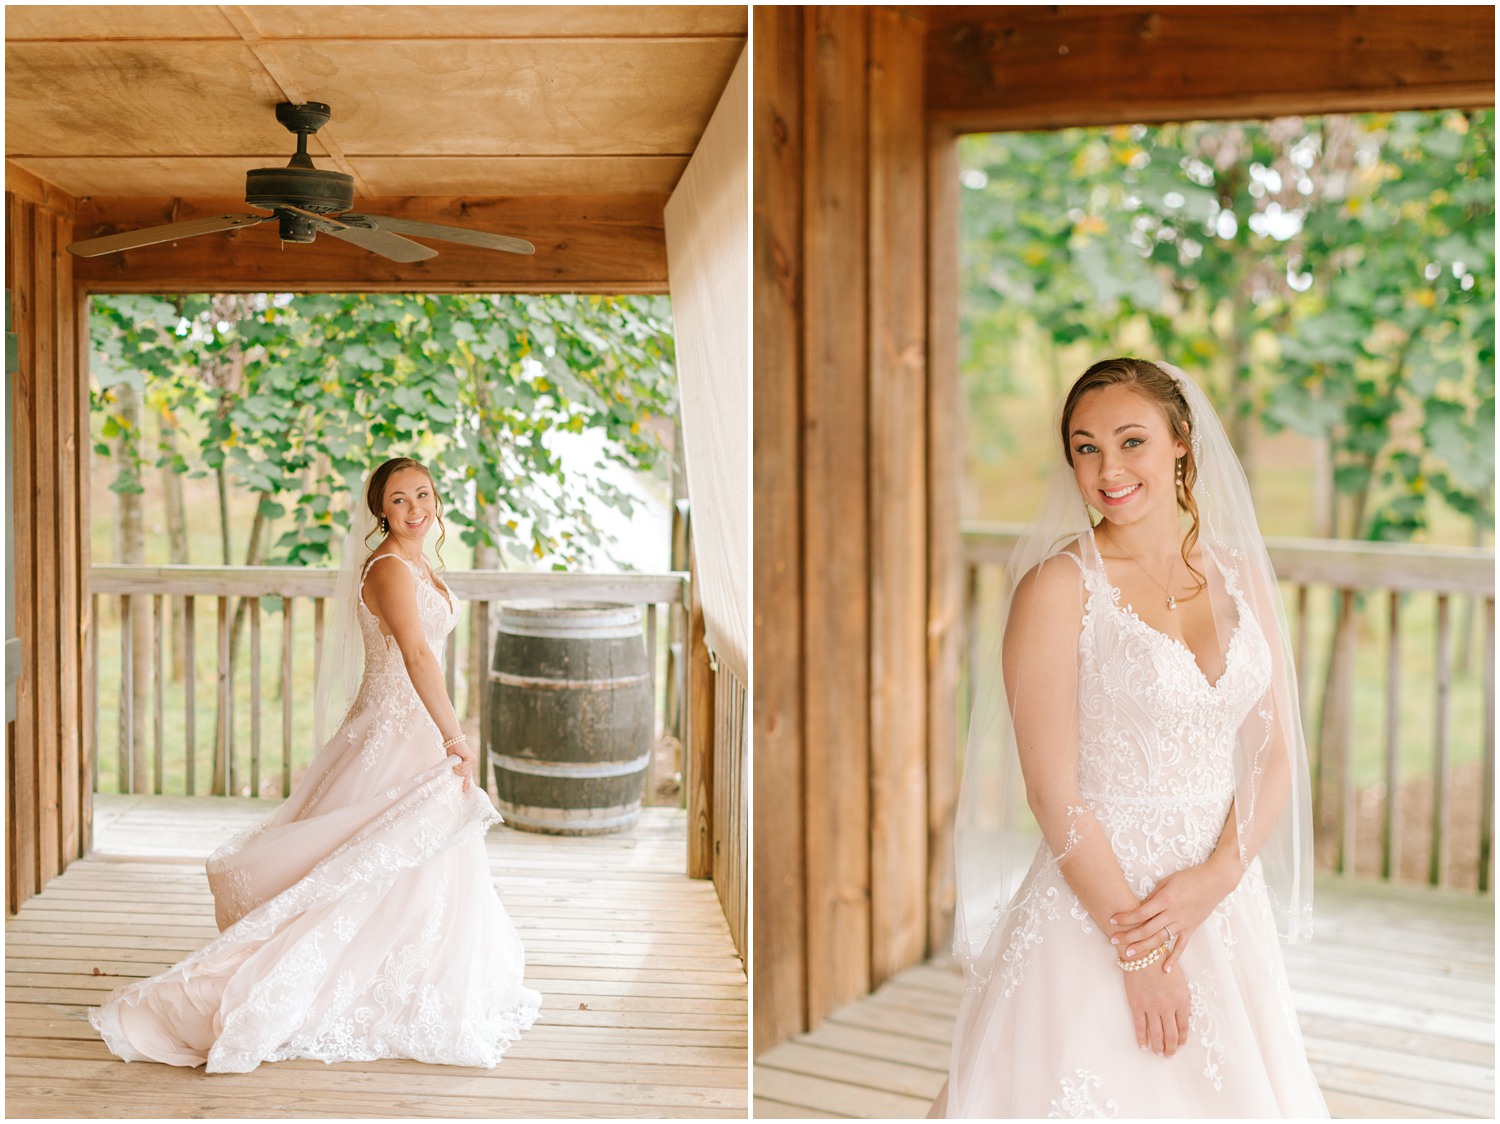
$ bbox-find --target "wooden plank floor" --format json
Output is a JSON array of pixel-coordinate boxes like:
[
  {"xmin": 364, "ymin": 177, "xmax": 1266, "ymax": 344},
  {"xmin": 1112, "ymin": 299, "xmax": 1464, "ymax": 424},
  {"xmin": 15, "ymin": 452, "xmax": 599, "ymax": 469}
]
[
  {"xmin": 754, "ymin": 876, "xmax": 1494, "ymax": 1119},
  {"xmin": 7, "ymin": 795, "xmax": 748, "ymax": 1119}
]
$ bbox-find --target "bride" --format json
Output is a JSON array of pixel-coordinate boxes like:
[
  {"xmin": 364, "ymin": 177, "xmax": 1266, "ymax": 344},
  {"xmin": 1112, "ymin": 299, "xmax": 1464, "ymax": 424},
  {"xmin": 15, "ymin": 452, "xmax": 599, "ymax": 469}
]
[
  {"xmin": 90, "ymin": 456, "xmax": 541, "ymax": 1072},
  {"xmin": 932, "ymin": 360, "xmax": 1327, "ymax": 1117}
]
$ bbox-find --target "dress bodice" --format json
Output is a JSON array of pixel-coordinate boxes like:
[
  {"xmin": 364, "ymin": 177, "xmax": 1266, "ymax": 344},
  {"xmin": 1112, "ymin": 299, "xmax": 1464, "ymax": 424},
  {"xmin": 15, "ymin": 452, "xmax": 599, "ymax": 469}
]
[
  {"xmin": 1063, "ymin": 536, "xmax": 1273, "ymax": 885},
  {"xmin": 356, "ymin": 554, "xmax": 458, "ymax": 678}
]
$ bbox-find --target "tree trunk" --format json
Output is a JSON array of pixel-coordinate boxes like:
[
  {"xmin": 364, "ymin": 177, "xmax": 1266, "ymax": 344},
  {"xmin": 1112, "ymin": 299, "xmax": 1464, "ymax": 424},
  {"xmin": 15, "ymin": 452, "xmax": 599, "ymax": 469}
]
[
  {"xmin": 159, "ymin": 415, "xmax": 189, "ymax": 684},
  {"xmin": 115, "ymin": 384, "xmax": 150, "ymax": 794}
]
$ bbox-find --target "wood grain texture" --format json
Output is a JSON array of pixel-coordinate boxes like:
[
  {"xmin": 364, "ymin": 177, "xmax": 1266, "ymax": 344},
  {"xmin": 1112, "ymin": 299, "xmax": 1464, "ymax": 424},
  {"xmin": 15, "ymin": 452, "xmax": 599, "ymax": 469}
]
[
  {"xmin": 56, "ymin": 250, "xmax": 81, "ymax": 870},
  {"xmin": 5, "ymin": 796, "xmax": 748, "ymax": 1118},
  {"xmin": 686, "ymin": 545, "xmax": 715, "ymax": 882},
  {"xmin": 33, "ymin": 208, "xmax": 61, "ymax": 886},
  {"xmin": 8, "ymin": 195, "xmax": 40, "ymax": 912},
  {"xmin": 924, "ymin": 129, "xmax": 962, "ymax": 958},
  {"xmin": 5, "ymin": 5, "xmax": 747, "ymax": 41},
  {"xmin": 923, "ymin": 5, "xmax": 1496, "ymax": 132},
  {"xmin": 866, "ymin": 6, "xmax": 929, "ymax": 988},
  {"xmin": 755, "ymin": 877, "xmax": 1495, "ymax": 1119},
  {"xmin": 801, "ymin": 4, "xmax": 873, "ymax": 1032},
  {"xmin": 69, "ymin": 195, "xmax": 670, "ymax": 294},
  {"xmin": 751, "ymin": 2, "xmax": 808, "ymax": 1057}
]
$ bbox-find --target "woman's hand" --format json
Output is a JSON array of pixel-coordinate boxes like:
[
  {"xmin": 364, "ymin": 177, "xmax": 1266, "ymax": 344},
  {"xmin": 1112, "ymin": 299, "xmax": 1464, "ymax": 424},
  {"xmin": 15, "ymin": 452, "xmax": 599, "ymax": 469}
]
[
  {"xmin": 448, "ymin": 737, "xmax": 477, "ymax": 793},
  {"xmin": 1122, "ymin": 957, "xmax": 1191, "ymax": 1056},
  {"xmin": 1110, "ymin": 855, "xmax": 1239, "ymax": 971}
]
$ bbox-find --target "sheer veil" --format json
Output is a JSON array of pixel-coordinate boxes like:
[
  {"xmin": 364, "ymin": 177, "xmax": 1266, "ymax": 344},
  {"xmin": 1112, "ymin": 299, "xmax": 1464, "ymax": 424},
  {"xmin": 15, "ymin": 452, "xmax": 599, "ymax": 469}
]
[
  {"xmin": 313, "ymin": 472, "xmax": 379, "ymax": 751},
  {"xmin": 950, "ymin": 360, "xmax": 1314, "ymax": 991}
]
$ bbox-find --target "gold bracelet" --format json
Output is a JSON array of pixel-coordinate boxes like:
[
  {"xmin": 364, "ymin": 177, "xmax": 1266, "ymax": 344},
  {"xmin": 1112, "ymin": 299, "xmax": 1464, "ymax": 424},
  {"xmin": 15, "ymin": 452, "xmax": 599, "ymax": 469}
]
[{"xmin": 1116, "ymin": 940, "xmax": 1170, "ymax": 972}]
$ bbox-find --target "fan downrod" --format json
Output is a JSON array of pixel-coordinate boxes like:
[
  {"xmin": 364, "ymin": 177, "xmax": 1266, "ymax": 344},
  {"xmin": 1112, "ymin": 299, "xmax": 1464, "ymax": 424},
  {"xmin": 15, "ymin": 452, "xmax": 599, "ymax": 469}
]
[{"xmin": 246, "ymin": 100, "xmax": 354, "ymax": 237}]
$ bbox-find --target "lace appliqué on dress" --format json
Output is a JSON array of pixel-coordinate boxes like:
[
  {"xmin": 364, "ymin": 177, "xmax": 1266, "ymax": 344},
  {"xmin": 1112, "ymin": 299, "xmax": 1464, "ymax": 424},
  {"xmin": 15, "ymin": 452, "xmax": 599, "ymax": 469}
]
[{"xmin": 1048, "ymin": 1069, "xmax": 1120, "ymax": 1118}]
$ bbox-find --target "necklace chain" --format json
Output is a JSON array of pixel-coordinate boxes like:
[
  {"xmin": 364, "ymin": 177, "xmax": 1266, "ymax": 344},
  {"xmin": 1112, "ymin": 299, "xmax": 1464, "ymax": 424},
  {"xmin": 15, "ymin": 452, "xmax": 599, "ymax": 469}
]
[{"xmin": 1103, "ymin": 533, "xmax": 1181, "ymax": 611}]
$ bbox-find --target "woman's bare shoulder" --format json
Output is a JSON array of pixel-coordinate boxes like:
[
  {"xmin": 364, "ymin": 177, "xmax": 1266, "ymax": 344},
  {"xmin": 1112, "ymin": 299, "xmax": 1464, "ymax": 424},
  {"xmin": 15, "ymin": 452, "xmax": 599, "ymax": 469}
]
[{"xmin": 1012, "ymin": 543, "xmax": 1087, "ymax": 616}]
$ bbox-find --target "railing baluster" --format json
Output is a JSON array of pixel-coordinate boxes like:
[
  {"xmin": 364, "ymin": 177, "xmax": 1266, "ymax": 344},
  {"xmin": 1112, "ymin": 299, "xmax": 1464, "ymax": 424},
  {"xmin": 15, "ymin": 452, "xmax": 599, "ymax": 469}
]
[
  {"xmin": 1336, "ymin": 588, "xmax": 1356, "ymax": 875},
  {"xmin": 1382, "ymin": 591, "xmax": 1400, "ymax": 881},
  {"xmin": 313, "ymin": 598, "xmax": 325, "ymax": 756},
  {"xmin": 963, "ymin": 562, "xmax": 980, "ymax": 727},
  {"xmin": 1295, "ymin": 584, "xmax": 1310, "ymax": 737},
  {"xmin": 281, "ymin": 598, "xmax": 294, "ymax": 798},
  {"xmin": 1481, "ymin": 598, "xmax": 1495, "ymax": 892},
  {"xmin": 90, "ymin": 593, "xmax": 99, "ymax": 793},
  {"xmin": 445, "ymin": 619, "xmax": 457, "ymax": 702},
  {"xmin": 153, "ymin": 594, "xmax": 164, "ymax": 796},
  {"xmin": 478, "ymin": 599, "xmax": 490, "ymax": 796},
  {"xmin": 119, "ymin": 593, "xmax": 133, "ymax": 794},
  {"xmin": 1430, "ymin": 594, "xmax": 1452, "ymax": 886},
  {"xmin": 184, "ymin": 596, "xmax": 195, "ymax": 796},
  {"xmin": 250, "ymin": 596, "xmax": 261, "ymax": 799},
  {"xmin": 216, "ymin": 596, "xmax": 230, "ymax": 796},
  {"xmin": 645, "ymin": 602, "xmax": 659, "ymax": 807}
]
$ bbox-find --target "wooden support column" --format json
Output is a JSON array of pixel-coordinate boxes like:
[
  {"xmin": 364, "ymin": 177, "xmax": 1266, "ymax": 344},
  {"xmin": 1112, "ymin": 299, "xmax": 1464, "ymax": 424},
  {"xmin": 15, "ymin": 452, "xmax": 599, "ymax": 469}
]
[
  {"xmin": 801, "ymin": 4, "xmax": 873, "ymax": 1031},
  {"xmin": 752, "ymin": 0, "xmax": 808, "ymax": 1054},
  {"xmin": 867, "ymin": 6, "xmax": 929, "ymax": 986},
  {"xmin": 5, "ymin": 165, "xmax": 87, "ymax": 913}
]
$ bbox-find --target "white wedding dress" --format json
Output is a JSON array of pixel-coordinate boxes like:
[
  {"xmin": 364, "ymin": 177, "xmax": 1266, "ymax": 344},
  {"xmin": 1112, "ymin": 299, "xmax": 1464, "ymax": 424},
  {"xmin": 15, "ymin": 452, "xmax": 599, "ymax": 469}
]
[
  {"xmin": 90, "ymin": 553, "xmax": 541, "ymax": 1072},
  {"xmin": 937, "ymin": 537, "xmax": 1327, "ymax": 1117}
]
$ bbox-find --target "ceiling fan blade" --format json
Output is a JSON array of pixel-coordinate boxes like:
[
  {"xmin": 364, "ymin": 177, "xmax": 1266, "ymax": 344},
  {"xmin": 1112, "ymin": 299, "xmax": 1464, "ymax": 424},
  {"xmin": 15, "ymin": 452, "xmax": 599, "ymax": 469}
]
[
  {"xmin": 67, "ymin": 214, "xmax": 268, "ymax": 257},
  {"xmin": 325, "ymin": 223, "xmax": 438, "ymax": 263},
  {"xmin": 342, "ymin": 214, "xmax": 535, "ymax": 256}
]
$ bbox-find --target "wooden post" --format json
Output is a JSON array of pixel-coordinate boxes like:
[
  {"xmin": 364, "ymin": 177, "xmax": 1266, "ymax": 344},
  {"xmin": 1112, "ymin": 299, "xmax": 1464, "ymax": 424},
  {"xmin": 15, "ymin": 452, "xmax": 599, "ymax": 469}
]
[
  {"xmin": 1336, "ymin": 588, "xmax": 1356, "ymax": 874},
  {"xmin": 926, "ymin": 123, "xmax": 962, "ymax": 960},
  {"xmin": 152, "ymin": 594, "xmax": 163, "ymax": 795},
  {"xmin": 1481, "ymin": 598, "xmax": 1495, "ymax": 892},
  {"xmin": 216, "ymin": 595, "xmax": 230, "ymax": 795},
  {"xmin": 686, "ymin": 545, "xmax": 715, "ymax": 881},
  {"xmin": 752, "ymin": 0, "xmax": 808, "ymax": 1054},
  {"xmin": 802, "ymin": 4, "xmax": 873, "ymax": 1030}
]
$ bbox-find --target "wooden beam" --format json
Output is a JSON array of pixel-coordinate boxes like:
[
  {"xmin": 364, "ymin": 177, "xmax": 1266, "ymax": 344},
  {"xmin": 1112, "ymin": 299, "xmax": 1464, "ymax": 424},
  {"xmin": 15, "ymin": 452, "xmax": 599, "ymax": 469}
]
[
  {"xmin": 751, "ymin": 2, "xmax": 807, "ymax": 1055},
  {"xmin": 69, "ymin": 195, "xmax": 669, "ymax": 293},
  {"xmin": 924, "ymin": 5, "xmax": 1496, "ymax": 133},
  {"xmin": 866, "ymin": 6, "xmax": 929, "ymax": 989},
  {"xmin": 3, "ymin": 164, "xmax": 77, "ymax": 220}
]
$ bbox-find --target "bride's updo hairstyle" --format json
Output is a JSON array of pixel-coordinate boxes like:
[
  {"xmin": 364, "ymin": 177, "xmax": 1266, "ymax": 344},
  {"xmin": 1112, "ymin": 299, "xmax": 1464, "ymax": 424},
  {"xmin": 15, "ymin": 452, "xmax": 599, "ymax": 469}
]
[
  {"xmin": 1061, "ymin": 357, "xmax": 1205, "ymax": 596},
  {"xmin": 362, "ymin": 456, "xmax": 447, "ymax": 570}
]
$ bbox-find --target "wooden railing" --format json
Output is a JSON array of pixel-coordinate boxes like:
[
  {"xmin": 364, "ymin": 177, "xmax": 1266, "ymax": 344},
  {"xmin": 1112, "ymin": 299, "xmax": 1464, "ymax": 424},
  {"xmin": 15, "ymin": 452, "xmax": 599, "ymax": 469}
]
[
  {"xmin": 962, "ymin": 525, "xmax": 1496, "ymax": 892},
  {"xmin": 89, "ymin": 565, "xmax": 689, "ymax": 804}
]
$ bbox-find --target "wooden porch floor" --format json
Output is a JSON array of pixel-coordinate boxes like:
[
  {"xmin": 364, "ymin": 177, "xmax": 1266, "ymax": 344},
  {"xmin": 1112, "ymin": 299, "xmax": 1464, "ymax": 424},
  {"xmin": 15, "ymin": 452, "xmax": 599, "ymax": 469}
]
[
  {"xmin": 7, "ymin": 795, "xmax": 748, "ymax": 1119},
  {"xmin": 755, "ymin": 877, "xmax": 1493, "ymax": 1119}
]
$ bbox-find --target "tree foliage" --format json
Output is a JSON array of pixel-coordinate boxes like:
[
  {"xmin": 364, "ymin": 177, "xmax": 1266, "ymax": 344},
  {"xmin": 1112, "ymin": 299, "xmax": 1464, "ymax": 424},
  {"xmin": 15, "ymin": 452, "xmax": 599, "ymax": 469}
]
[
  {"xmin": 90, "ymin": 293, "xmax": 678, "ymax": 568},
  {"xmin": 960, "ymin": 109, "xmax": 1494, "ymax": 542}
]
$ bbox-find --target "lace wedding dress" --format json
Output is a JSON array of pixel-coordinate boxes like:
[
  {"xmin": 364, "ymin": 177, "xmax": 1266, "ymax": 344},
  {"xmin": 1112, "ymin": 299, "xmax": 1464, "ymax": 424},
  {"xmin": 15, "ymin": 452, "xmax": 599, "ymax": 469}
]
[
  {"xmin": 936, "ymin": 536, "xmax": 1327, "ymax": 1118},
  {"xmin": 90, "ymin": 553, "xmax": 541, "ymax": 1072}
]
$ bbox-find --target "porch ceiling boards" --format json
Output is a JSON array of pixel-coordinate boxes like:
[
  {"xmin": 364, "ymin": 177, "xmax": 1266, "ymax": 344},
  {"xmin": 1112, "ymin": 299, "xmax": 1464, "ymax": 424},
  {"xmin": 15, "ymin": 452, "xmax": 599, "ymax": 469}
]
[
  {"xmin": 753, "ymin": 876, "xmax": 1495, "ymax": 1119},
  {"xmin": 4, "ymin": 4, "xmax": 748, "ymax": 291},
  {"xmin": 5, "ymin": 795, "xmax": 748, "ymax": 1118}
]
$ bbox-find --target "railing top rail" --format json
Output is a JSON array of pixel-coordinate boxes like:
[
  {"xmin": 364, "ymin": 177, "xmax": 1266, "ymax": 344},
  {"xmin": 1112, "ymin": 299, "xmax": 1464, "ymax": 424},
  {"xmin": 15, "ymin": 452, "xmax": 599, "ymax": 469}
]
[
  {"xmin": 90, "ymin": 565, "xmax": 689, "ymax": 604},
  {"xmin": 962, "ymin": 523, "xmax": 1495, "ymax": 597}
]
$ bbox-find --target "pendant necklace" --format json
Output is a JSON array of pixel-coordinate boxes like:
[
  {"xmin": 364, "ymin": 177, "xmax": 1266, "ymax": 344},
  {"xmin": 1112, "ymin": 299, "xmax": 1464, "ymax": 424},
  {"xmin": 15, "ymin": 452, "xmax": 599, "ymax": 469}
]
[{"xmin": 1110, "ymin": 537, "xmax": 1180, "ymax": 611}]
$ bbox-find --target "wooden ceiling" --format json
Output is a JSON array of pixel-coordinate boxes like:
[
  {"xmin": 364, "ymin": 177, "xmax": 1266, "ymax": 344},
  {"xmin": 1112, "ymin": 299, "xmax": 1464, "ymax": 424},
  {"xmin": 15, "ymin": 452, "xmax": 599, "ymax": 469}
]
[{"xmin": 5, "ymin": 5, "xmax": 747, "ymax": 200}]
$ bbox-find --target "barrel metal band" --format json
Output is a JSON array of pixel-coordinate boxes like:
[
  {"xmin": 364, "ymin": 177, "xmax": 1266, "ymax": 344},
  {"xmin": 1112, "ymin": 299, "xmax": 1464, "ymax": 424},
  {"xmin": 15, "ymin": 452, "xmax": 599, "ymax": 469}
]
[
  {"xmin": 499, "ymin": 624, "xmax": 642, "ymax": 640},
  {"xmin": 498, "ymin": 806, "xmax": 641, "ymax": 833},
  {"xmin": 489, "ymin": 750, "xmax": 651, "ymax": 779},
  {"xmin": 489, "ymin": 670, "xmax": 650, "ymax": 691}
]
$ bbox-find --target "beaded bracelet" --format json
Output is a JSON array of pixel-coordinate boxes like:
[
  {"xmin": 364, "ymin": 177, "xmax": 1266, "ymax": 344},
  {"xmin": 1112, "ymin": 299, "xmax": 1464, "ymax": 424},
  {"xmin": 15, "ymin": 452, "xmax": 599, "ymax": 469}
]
[
  {"xmin": 441, "ymin": 733, "xmax": 467, "ymax": 750},
  {"xmin": 1116, "ymin": 940, "xmax": 1170, "ymax": 972}
]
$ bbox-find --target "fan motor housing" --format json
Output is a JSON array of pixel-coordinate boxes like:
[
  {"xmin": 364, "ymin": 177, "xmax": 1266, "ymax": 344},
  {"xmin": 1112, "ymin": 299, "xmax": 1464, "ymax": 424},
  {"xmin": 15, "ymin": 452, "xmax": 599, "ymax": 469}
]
[{"xmin": 245, "ymin": 166, "xmax": 355, "ymax": 216}]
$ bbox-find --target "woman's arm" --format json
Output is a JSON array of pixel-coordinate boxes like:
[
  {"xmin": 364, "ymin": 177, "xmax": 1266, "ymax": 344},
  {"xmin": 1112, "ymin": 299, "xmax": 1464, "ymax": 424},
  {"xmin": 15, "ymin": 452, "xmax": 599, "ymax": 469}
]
[
  {"xmin": 362, "ymin": 557, "xmax": 476, "ymax": 791},
  {"xmin": 1006, "ymin": 556, "xmax": 1191, "ymax": 1055}
]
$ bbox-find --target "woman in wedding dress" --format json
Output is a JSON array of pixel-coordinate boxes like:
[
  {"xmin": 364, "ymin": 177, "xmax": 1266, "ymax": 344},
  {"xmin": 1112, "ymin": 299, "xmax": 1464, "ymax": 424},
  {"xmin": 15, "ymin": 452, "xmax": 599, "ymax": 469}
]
[
  {"xmin": 932, "ymin": 360, "xmax": 1326, "ymax": 1117},
  {"xmin": 90, "ymin": 457, "xmax": 541, "ymax": 1072}
]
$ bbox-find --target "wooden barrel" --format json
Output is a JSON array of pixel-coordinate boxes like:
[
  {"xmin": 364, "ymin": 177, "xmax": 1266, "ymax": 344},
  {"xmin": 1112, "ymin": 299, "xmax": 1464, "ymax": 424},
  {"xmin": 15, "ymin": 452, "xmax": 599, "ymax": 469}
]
[{"xmin": 488, "ymin": 602, "xmax": 651, "ymax": 835}]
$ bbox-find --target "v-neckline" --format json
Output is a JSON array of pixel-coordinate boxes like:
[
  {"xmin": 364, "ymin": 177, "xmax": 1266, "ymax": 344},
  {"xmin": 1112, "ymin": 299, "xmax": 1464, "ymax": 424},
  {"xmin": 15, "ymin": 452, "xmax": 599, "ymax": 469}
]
[{"xmin": 1086, "ymin": 529, "xmax": 1240, "ymax": 690}]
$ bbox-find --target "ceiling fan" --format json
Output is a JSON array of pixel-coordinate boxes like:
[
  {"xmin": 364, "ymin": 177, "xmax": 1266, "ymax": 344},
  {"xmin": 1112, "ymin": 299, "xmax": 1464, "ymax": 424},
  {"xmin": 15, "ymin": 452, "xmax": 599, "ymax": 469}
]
[{"xmin": 66, "ymin": 101, "xmax": 535, "ymax": 261}]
